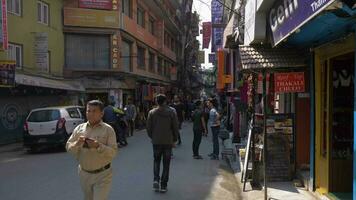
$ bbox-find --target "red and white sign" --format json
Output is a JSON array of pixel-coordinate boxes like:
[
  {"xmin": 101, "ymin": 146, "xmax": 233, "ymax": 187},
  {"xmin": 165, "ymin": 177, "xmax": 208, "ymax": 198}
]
[
  {"xmin": 274, "ymin": 72, "xmax": 305, "ymax": 93},
  {"xmin": 2, "ymin": 0, "xmax": 8, "ymax": 50},
  {"xmin": 79, "ymin": 0, "xmax": 112, "ymax": 10},
  {"xmin": 202, "ymin": 22, "xmax": 212, "ymax": 49},
  {"xmin": 257, "ymin": 73, "xmax": 270, "ymax": 94}
]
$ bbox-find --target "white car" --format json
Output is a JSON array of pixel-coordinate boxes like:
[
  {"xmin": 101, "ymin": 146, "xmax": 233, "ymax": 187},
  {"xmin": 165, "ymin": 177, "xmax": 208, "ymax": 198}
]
[{"xmin": 23, "ymin": 106, "xmax": 85, "ymax": 152}]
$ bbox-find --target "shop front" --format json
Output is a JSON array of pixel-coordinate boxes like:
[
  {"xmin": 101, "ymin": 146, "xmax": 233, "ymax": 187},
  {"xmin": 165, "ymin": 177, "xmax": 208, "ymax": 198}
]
[{"xmin": 313, "ymin": 34, "xmax": 355, "ymax": 199}]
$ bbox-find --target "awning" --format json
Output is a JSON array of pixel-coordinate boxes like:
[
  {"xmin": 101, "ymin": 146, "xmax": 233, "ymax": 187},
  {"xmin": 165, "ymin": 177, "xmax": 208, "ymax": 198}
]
[
  {"xmin": 81, "ymin": 77, "xmax": 129, "ymax": 90},
  {"xmin": 239, "ymin": 45, "xmax": 307, "ymax": 71},
  {"xmin": 15, "ymin": 74, "xmax": 85, "ymax": 92}
]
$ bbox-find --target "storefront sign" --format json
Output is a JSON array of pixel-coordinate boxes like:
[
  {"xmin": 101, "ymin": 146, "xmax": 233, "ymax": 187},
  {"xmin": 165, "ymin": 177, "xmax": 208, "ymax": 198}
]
[
  {"xmin": 112, "ymin": 33, "xmax": 119, "ymax": 68},
  {"xmin": 212, "ymin": 27, "xmax": 224, "ymax": 52},
  {"xmin": 202, "ymin": 22, "xmax": 212, "ymax": 49},
  {"xmin": 216, "ymin": 50, "xmax": 224, "ymax": 89},
  {"xmin": 63, "ymin": 7, "xmax": 120, "ymax": 28},
  {"xmin": 211, "ymin": 0, "xmax": 224, "ymax": 52},
  {"xmin": 274, "ymin": 72, "xmax": 305, "ymax": 93},
  {"xmin": 0, "ymin": 0, "xmax": 8, "ymax": 50},
  {"xmin": 269, "ymin": 0, "xmax": 335, "ymax": 46},
  {"xmin": 79, "ymin": 0, "xmax": 113, "ymax": 10},
  {"xmin": 0, "ymin": 61, "xmax": 15, "ymax": 87},
  {"xmin": 211, "ymin": 0, "xmax": 223, "ymax": 23},
  {"xmin": 34, "ymin": 33, "xmax": 49, "ymax": 72}
]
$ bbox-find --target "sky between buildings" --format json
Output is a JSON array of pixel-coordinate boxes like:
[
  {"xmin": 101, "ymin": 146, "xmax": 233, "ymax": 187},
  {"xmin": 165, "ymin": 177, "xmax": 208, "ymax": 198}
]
[{"xmin": 193, "ymin": 0, "xmax": 214, "ymax": 69}]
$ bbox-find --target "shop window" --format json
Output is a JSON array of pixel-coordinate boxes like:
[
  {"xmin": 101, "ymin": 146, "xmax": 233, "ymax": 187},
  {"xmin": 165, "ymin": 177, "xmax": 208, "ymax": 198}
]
[
  {"xmin": 137, "ymin": 46, "xmax": 145, "ymax": 69},
  {"xmin": 121, "ymin": 39, "xmax": 132, "ymax": 72},
  {"xmin": 37, "ymin": 1, "xmax": 49, "ymax": 25},
  {"xmin": 149, "ymin": 52, "xmax": 155, "ymax": 72},
  {"xmin": 65, "ymin": 34, "xmax": 110, "ymax": 70},
  {"xmin": 121, "ymin": 0, "xmax": 131, "ymax": 17},
  {"xmin": 7, "ymin": 0, "xmax": 22, "ymax": 16},
  {"xmin": 8, "ymin": 43, "xmax": 23, "ymax": 69},
  {"xmin": 137, "ymin": 7, "xmax": 145, "ymax": 28}
]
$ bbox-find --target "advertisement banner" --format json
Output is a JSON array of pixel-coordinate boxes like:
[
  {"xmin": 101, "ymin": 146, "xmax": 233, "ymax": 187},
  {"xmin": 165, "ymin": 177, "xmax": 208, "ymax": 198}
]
[
  {"xmin": 0, "ymin": 60, "xmax": 15, "ymax": 87},
  {"xmin": 34, "ymin": 33, "xmax": 49, "ymax": 72},
  {"xmin": 208, "ymin": 53, "xmax": 215, "ymax": 63},
  {"xmin": 202, "ymin": 22, "xmax": 212, "ymax": 49},
  {"xmin": 216, "ymin": 50, "xmax": 224, "ymax": 89},
  {"xmin": 1, "ymin": 0, "xmax": 7, "ymax": 50},
  {"xmin": 64, "ymin": 7, "xmax": 119, "ymax": 29},
  {"xmin": 212, "ymin": 27, "xmax": 224, "ymax": 52},
  {"xmin": 274, "ymin": 72, "xmax": 305, "ymax": 93},
  {"xmin": 211, "ymin": 0, "xmax": 223, "ymax": 24},
  {"xmin": 269, "ymin": 0, "xmax": 335, "ymax": 46},
  {"xmin": 197, "ymin": 51, "xmax": 205, "ymax": 64},
  {"xmin": 79, "ymin": 0, "xmax": 112, "ymax": 10}
]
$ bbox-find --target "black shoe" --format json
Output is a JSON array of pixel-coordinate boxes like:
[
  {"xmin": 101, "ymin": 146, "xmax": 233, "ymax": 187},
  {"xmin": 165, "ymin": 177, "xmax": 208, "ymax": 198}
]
[
  {"xmin": 177, "ymin": 141, "xmax": 182, "ymax": 145},
  {"xmin": 160, "ymin": 185, "xmax": 167, "ymax": 193},
  {"xmin": 208, "ymin": 153, "xmax": 214, "ymax": 157},
  {"xmin": 194, "ymin": 155, "xmax": 203, "ymax": 159},
  {"xmin": 210, "ymin": 155, "xmax": 219, "ymax": 160},
  {"xmin": 153, "ymin": 181, "xmax": 159, "ymax": 192}
]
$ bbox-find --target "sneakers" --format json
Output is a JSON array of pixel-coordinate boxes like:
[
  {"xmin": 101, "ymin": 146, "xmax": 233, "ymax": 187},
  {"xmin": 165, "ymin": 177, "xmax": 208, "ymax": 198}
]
[
  {"xmin": 210, "ymin": 155, "xmax": 219, "ymax": 160},
  {"xmin": 193, "ymin": 155, "xmax": 203, "ymax": 159},
  {"xmin": 153, "ymin": 181, "xmax": 159, "ymax": 192},
  {"xmin": 160, "ymin": 185, "xmax": 167, "ymax": 193}
]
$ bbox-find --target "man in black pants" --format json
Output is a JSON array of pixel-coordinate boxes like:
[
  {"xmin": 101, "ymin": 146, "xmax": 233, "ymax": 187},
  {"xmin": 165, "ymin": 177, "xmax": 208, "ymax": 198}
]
[
  {"xmin": 192, "ymin": 100, "xmax": 208, "ymax": 159},
  {"xmin": 147, "ymin": 94, "xmax": 179, "ymax": 193},
  {"xmin": 171, "ymin": 95, "xmax": 184, "ymax": 145}
]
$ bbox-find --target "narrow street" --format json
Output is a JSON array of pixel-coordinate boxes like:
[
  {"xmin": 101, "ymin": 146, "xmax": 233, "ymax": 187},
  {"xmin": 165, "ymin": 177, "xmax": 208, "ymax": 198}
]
[{"xmin": 0, "ymin": 122, "xmax": 242, "ymax": 200}]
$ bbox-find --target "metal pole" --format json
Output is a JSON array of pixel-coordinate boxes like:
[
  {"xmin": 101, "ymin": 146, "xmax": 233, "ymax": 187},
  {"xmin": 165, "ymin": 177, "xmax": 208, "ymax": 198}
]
[{"xmin": 263, "ymin": 70, "xmax": 268, "ymax": 200}]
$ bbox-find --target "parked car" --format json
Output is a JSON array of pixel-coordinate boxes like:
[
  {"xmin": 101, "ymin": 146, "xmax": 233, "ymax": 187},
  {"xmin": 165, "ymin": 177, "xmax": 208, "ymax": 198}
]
[{"xmin": 23, "ymin": 106, "xmax": 85, "ymax": 152}]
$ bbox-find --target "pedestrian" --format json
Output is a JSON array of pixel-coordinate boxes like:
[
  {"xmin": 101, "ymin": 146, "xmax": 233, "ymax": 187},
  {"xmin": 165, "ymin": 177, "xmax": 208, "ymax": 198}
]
[
  {"xmin": 147, "ymin": 94, "xmax": 179, "ymax": 193},
  {"xmin": 66, "ymin": 100, "xmax": 118, "ymax": 200},
  {"xmin": 192, "ymin": 100, "xmax": 207, "ymax": 159},
  {"xmin": 171, "ymin": 95, "xmax": 184, "ymax": 145},
  {"xmin": 124, "ymin": 98, "xmax": 137, "ymax": 137},
  {"xmin": 103, "ymin": 101, "xmax": 120, "ymax": 146},
  {"xmin": 207, "ymin": 98, "xmax": 221, "ymax": 160}
]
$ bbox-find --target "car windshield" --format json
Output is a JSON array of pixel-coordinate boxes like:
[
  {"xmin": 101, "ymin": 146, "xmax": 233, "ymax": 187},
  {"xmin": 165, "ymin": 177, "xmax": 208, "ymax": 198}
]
[{"xmin": 28, "ymin": 110, "xmax": 61, "ymax": 122}]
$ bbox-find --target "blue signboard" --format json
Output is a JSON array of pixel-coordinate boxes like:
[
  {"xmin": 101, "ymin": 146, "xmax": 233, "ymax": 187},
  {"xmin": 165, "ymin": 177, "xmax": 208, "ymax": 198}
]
[
  {"xmin": 211, "ymin": 0, "xmax": 224, "ymax": 52},
  {"xmin": 269, "ymin": 0, "xmax": 335, "ymax": 46}
]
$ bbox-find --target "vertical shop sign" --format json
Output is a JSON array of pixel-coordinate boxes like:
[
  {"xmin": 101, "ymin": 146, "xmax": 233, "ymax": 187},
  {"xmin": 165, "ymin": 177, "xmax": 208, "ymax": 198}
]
[{"xmin": 112, "ymin": 34, "xmax": 119, "ymax": 68}]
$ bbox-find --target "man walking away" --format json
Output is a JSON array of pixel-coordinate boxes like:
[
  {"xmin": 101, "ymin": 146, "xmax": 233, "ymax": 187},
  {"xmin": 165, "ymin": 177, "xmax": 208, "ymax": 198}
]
[
  {"xmin": 171, "ymin": 95, "xmax": 184, "ymax": 145},
  {"xmin": 103, "ymin": 102, "xmax": 120, "ymax": 145},
  {"xmin": 147, "ymin": 94, "xmax": 179, "ymax": 193},
  {"xmin": 192, "ymin": 100, "xmax": 207, "ymax": 159},
  {"xmin": 66, "ymin": 100, "xmax": 118, "ymax": 200},
  {"xmin": 207, "ymin": 98, "xmax": 221, "ymax": 160},
  {"xmin": 124, "ymin": 98, "xmax": 137, "ymax": 137}
]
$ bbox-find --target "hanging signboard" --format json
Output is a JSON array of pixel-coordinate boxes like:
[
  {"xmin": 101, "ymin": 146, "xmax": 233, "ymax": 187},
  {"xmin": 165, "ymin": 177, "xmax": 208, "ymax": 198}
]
[
  {"xmin": 269, "ymin": 0, "xmax": 335, "ymax": 46},
  {"xmin": 208, "ymin": 53, "xmax": 215, "ymax": 63},
  {"xmin": 202, "ymin": 22, "xmax": 212, "ymax": 49},
  {"xmin": 0, "ymin": 0, "xmax": 8, "ymax": 50},
  {"xmin": 79, "ymin": 0, "xmax": 113, "ymax": 10},
  {"xmin": 274, "ymin": 72, "xmax": 305, "ymax": 93},
  {"xmin": 257, "ymin": 73, "xmax": 270, "ymax": 94},
  {"xmin": 0, "ymin": 60, "xmax": 15, "ymax": 87}
]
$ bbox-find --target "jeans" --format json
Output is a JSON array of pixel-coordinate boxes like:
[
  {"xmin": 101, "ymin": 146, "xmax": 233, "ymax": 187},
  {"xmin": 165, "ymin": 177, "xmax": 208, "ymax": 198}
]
[
  {"xmin": 211, "ymin": 126, "xmax": 220, "ymax": 157},
  {"xmin": 153, "ymin": 145, "xmax": 172, "ymax": 187},
  {"xmin": 128, "ymin": 119, "xmax": 135, "ymax": 136},
  {"xmin": 192, "ymin": 129, "xmax": 202, "ymax": 156}
]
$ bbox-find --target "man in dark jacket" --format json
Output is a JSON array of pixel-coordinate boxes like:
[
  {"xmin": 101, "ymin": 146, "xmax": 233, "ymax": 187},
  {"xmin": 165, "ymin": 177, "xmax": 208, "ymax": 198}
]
[{"xmin": 147, "ymin": 94, "xmax": 179, "ymax": 193}]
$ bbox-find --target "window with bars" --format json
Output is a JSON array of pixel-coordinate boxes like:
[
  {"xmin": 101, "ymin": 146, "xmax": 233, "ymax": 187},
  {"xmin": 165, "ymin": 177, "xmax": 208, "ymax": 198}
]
[
  {"xmin": 157, "ymin": 57, "xmax": 162, "ymax": 75},
  {"xmin": 7, "ymin": 0, "xmax": 21, "ymax": 16},
  {"xmin": 137, "ymin": 7, "xmax": 145, "ymax": 28},
  {"xmin": 65, "ymin": 34, "xmax": 110, "ymax": 70},
  {"xmin": 137, "ymin": 46, "xmax": 145, "ymax": 69},
  {"xmin": 37, "ymin": 1, "xmax": 49, "ymax": 25},
  {"xmin": 149, "ymin": 52, "xmax": 155, "ymax": 72},
  {"xmin": 8, "ymin": 43, "xmax": 22, "ymax": 69},
  {"xmin": 121, "ymin": 0, "xmax": 131, "ymax": 17}
]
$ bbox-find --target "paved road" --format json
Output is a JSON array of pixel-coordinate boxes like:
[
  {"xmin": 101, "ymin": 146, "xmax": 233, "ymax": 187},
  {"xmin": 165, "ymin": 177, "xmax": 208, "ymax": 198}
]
[{"xmin": 0, "ymin": 122, "xmax": 242, "ymax": 200}]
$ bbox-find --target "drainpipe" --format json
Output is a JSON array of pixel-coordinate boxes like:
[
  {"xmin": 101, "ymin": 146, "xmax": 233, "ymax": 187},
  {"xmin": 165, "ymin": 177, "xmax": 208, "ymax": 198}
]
[{"xmin": 309, "ymin": 48, "xmax": 316, "ymax": 192}]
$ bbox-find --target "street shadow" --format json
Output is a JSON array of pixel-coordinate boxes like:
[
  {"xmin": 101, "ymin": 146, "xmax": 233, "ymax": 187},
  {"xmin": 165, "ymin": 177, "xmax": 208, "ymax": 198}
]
[
  {"xmin": 268, "ymin": 182, "xmax": 300, "ymax": 194},
  {"xmin": 26, "ymin": 146, "xmax": 66, "ymax": 155}
]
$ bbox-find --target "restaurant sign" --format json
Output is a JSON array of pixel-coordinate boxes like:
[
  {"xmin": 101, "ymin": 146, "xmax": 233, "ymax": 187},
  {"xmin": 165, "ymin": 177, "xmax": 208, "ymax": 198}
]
[
  {"xmin": 79, "ymin": 0, "xmax": 113, "ymax": 10},
  {"xmin": 274, "ymin": 72, "xmax": 305, "ymax": 93}
]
